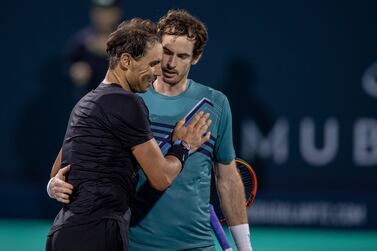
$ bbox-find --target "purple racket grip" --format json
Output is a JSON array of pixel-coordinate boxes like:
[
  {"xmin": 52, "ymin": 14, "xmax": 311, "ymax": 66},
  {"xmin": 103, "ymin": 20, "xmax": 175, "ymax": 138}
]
[{"xmin": 210, "ymin": 204, "xmax": 233, "ymax": 251}]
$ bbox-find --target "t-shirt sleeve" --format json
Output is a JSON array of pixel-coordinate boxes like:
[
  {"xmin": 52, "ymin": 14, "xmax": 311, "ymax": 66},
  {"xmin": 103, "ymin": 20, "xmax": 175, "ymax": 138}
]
[
  {"xmin": 213, "ymin": 95, "xmax": 236, "ymax": 164},
  {"xmin": 99, "ymin": 93, "xmax": 154, "ymax": 148}
]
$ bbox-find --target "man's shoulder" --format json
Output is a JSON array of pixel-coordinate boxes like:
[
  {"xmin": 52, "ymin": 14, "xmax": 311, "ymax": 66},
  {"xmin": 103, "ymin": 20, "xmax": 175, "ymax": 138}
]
[
  {"xmin": 97, "ymin": 84, "xmax": 139, "ymax": 98},
  {"xmin": 90, "ymin": 84, "xmax": 145, "ymax": 109},
  {"xmin": 189, "ymin": 80, "xmax": 228, "ymax": 104}
]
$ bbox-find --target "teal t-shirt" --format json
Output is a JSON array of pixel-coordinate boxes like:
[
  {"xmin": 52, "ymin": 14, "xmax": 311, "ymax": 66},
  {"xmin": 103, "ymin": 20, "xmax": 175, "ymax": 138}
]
[{"xmin": 129, "ymin": 79, "xmax": 235, "ymax": 250}]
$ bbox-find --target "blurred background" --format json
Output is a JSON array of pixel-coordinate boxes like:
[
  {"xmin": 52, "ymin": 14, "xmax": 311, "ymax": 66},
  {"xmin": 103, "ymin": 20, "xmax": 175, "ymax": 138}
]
[{"xmin": 1, "ymin": 0, "xmax": 377, "ymax": 250}]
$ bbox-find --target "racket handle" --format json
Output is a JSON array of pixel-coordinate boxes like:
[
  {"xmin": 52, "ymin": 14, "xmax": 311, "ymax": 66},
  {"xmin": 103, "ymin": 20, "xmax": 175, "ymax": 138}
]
[{"xmin": 210, "ymin": 204, "xmax": 233, "ymax": 251}]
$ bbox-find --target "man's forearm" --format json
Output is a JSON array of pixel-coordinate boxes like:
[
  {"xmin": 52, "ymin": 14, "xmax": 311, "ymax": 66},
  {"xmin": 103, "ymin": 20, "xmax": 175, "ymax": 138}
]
[
  {"xmin": 50, "ymin": 148, "xmax": 62, "ymax": 178},
  {"xmin": 216, "ymin": 170, "xmax": 247, "ymax": 226},
  {"xmin": 215, "ymin": 161, "xmax": 253, "ymax": 250}
]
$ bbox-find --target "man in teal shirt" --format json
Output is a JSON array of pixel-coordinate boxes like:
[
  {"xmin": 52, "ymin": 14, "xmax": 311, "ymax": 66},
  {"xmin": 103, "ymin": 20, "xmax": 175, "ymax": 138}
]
[
  {"xmin": 48, "ymin": 10, "xmax": 252, "ymax": 251},
  {"xmin": 129, "ymin": 10, "xmax": 252, "ymax": 250}
]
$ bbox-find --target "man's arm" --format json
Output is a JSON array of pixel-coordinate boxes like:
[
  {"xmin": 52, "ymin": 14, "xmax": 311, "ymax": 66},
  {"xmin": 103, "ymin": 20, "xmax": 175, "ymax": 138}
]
[
  {"xmin": 215, "ymin": 160, "xmax": 252, "ymax": 250},
  {"xmin": 48, "ymin": 112, "xmax": 211, "ymax": 201},
  {"xmin": 47, "ymin": 148, "xmax": 73, "ymax": 203},
  {"xmin": 48, "ymin": 140, "xmax": 183, "ymax": 202},
  {"xmin": 214, "ymin": 160, "xmax": 247, "ymax": 225},
  {"xmin": 132, "ymin": 139, "xmax": 184, "ymax": 191},
  {"xmin": 132, "ymin": 113, "xmax": 211, "ymax": 191},
  {"xmin": 48, "ymin": 142, "xmax": 184, "ymax": 201}
]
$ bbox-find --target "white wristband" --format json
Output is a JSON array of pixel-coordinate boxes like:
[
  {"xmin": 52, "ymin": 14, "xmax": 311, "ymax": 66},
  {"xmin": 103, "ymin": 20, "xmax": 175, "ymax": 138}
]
[
  {"xmin": 229, "ymin": 224, "xmax": 252, "ymax": 251},
  {"xmin": 46, "ymin": 177, "xmax": 55, "ymax": 199}
]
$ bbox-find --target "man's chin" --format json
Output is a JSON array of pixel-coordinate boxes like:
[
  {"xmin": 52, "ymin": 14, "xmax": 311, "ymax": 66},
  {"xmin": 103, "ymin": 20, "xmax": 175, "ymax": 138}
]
[{"xmin": 162, "ymin": 76, "xmax": 179, "ymax": 86}]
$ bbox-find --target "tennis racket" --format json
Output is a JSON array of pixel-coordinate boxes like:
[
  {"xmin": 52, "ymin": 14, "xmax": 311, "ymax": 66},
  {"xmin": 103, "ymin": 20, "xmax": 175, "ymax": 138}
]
[
  {"xmin": 210, "ymin": 158, "xmax": 257, "ymax": 250},
  {"xmin": 210, "ymin": 204, "xmax": 233, "ymax": 251}
]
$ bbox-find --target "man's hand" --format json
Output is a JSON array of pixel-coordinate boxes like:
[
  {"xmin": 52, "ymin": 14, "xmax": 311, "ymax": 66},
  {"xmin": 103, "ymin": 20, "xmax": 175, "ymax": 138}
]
[
  {"xmin": 48, "ymin": 165, "xmax": 74, "ymax": 204},
  {"xmin": 173, "ymin": 112, "xmax": 212, "ymax": 152}
]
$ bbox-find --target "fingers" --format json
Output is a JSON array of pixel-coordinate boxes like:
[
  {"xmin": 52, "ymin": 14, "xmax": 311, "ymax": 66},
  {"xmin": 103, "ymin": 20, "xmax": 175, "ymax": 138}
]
[
  {"xmin": 52, "ymin": 183, "xmax": 74, "ymax": 195},
  {"xmin": 53, "ymin": 177, "xmax": 74, "ymax": 191},
  {"xmin": 174, "ymin": 112, "xmax": 210, "ymax": 146},
  {"xmin": 51, "ymin": 183, "xmax": 72, "ymax": 204},
  {"xmin": 57, "ymin": 165, "xmax": 71, "ymax": 179},
  {"xmin": 186, "ymin": 111, "xmax": 204, "ymax": 131},
  {"xmin": 197, "ymin": 117, "xmax": 212, "ymax": 135},
  {"xmin": 200, "ymin": 131, "xmax": 211, "ymax": 144},
  {"xmin": 55, "ymin": 193, "xmax": 71, "ymax": 204},
  {"xmin": 192, "ymin": 112, "xmax": 211, "ymax": 140},
  {"xmin": 193, "ymin": 112, "xmax": 209, "ymax": 129},
  {"xmin": 176, "ymin": 117, "xmax": 185, "ymax": 129},
  {"xmin": 50, "ymin": 176, "xmax": 74, "ymax": 204},
  {"xmin": 172, "ymin": 118, "xmax": 186, "ymax": 141}
]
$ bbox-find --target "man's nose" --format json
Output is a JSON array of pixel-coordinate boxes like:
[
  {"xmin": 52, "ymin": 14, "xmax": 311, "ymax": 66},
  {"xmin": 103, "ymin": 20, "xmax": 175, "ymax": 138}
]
[
  {"xmin": 167, "ymin": 55, "xmax": 176, "ymax": 68},
  {"xmin": 153, "ymin": 63, "xmax": 162, "ymax": 76}
]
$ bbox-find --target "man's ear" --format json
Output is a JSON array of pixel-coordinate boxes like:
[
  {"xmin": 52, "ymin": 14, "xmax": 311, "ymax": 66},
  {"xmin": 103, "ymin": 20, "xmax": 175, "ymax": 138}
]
[
  {"xmin": 119, "ymin": 53, "xmax": 132, "ymax": 69},
  {"xmin": 191, "ymin": 53, "xmax": 202, "ymax": 65}
]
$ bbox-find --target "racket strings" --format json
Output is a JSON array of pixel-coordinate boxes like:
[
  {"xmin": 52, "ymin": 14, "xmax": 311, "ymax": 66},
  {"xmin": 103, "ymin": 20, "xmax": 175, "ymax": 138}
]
[{"xmin": 236, "ymin": 161, "xmax": 257, "ymax": 206}]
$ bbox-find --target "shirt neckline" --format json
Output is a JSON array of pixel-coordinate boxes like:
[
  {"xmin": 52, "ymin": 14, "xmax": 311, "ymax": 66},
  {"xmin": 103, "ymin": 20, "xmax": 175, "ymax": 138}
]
[{"xmin": 149, "ymin": 79, "xmax": 193, "ymax": 100}]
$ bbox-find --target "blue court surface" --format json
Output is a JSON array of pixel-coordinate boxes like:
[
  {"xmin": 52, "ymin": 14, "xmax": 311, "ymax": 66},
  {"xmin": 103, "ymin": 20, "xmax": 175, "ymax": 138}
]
[{"xmin": 0, "ymin": 219, "xmax": 376, "ymax": 251}]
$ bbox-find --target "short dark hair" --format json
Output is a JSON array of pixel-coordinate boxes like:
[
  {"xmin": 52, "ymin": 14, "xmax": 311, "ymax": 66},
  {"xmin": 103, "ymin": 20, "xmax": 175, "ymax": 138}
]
[
  {"xmin": 158, "ymin": 9, "xmax": 208, "ymax": 60},
  {"xmin": 106, "ymin": 18, "xmax": 160, "ymax": 69},
  {"xmin": 117, "ymin": 17, "xmax": 157, "ymax": 34}
]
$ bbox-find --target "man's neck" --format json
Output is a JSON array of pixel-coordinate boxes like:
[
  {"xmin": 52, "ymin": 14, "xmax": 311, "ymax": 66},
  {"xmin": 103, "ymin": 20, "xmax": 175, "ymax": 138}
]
[
  {"xmin": 102, "ymin": 68, "xmax": 131, "ymax": 92},
  {"xmin": 153, "ymin": 77, "xmax": 188, "ymax": 96}
]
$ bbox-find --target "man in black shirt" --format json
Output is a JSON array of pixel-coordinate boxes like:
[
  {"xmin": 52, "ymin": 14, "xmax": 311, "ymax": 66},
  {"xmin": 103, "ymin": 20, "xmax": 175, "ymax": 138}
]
[{"xmin": 46, "ymin": 19, "xmax": 211, "ymax": 251}]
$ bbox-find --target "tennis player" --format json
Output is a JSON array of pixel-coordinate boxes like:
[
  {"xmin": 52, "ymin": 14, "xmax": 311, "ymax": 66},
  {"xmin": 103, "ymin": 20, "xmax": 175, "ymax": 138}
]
[
  {"xmin": 129, "ymin": 10, "xmax": 252, "ymax": 251},
  {"xmin": 45, "ymin": 18, "xmax": 211, "ymax": 251},
  {"xmin": 48, "ymin": 10, "xmax": 252, "ymax": 251}
]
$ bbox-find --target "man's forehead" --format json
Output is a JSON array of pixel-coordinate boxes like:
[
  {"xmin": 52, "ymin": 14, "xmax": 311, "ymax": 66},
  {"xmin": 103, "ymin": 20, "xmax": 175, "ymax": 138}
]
[
  {"xmin": 146, "ymin": 43, "xmax": 163, "ymax": 60},
  {"xmin": 162, "ymin": 34, "xmax": 194, "ymax": 43},
  {"xmin": 161, "ymin": 35, "xmax": 194, "ymax": 53}
]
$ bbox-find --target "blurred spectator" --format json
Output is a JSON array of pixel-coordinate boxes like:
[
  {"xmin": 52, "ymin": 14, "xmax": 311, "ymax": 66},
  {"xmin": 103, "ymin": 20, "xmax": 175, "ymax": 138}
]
[{"xmin": 66, "ymin": 0, "xmax": 123, "ymax": 100}]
